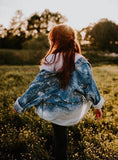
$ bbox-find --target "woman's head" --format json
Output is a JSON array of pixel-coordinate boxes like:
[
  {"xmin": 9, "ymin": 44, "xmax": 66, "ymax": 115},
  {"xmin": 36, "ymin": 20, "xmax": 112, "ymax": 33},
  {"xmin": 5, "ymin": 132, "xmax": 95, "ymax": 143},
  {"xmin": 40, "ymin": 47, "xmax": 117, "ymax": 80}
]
[{"xmin": 48, "ymin": 24, "xmax": 80, "ymax": 54}]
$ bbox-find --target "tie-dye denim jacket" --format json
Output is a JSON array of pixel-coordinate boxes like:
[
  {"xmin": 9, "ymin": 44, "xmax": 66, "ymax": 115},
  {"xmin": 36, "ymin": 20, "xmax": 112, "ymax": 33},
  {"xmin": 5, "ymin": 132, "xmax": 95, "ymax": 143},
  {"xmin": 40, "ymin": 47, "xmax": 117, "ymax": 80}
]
[{"xmin": 14, "ymin": 54, "xmax": 104, "ymax": 125}]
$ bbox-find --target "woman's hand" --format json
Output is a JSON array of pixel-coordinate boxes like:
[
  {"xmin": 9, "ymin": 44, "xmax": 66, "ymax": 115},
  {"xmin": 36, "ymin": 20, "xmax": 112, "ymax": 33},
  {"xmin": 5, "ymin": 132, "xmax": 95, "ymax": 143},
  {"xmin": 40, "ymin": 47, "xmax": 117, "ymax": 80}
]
[
  {"xmin": 95, "ymin": 109, "xmax": 102, "ymax": 121},
  {"xmin": 13, "ymin": 108, "xmax": 18, "ymax": 113}
]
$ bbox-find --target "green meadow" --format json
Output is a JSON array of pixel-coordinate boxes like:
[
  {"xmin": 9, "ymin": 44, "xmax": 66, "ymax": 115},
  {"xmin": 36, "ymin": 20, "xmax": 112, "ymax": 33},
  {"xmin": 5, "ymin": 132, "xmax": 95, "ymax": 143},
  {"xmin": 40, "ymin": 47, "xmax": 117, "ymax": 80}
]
[{"xmin": 0, "ymin": 64, "xmax": 118, "ymax": 160}]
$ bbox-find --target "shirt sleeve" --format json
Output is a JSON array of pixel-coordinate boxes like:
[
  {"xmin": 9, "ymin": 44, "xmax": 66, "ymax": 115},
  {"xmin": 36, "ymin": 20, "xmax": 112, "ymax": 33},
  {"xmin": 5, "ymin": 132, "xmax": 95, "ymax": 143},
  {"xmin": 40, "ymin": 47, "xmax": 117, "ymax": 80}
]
[
  {"xmin": 14, "ymin": 82, "xmax": 41, "ymax": 113},
  {"xmin": 78, "ymin": 61, "xmax": 104, "ymax": 109},
  {"xmin": 14, "ymin": 71, "xmax": 45, "ymax": 113}
]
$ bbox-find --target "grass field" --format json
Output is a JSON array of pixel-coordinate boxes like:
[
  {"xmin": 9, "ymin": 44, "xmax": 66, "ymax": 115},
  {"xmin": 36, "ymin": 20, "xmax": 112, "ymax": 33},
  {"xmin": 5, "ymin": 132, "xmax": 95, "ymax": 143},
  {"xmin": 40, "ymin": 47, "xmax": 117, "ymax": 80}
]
[{"xmin": 0, "ymin": 65, "xmax": 118, "ymax": 160}]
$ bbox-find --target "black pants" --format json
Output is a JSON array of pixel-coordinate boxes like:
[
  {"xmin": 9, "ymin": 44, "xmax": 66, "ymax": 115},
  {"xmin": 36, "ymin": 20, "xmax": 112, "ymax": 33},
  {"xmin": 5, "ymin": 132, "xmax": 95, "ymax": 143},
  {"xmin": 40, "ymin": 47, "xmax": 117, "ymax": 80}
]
[{"xmin": 52, "ymin": 123, "xmax": 68, "ymax": 160}]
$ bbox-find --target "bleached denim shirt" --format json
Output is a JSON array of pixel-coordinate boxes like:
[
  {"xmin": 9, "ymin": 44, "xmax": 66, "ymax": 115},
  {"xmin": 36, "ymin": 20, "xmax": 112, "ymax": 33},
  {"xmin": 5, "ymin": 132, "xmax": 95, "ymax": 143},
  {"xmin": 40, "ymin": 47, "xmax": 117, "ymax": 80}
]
[{"xmin": 14, "ymin": 53, "xmax": 104, "ymax": 126}]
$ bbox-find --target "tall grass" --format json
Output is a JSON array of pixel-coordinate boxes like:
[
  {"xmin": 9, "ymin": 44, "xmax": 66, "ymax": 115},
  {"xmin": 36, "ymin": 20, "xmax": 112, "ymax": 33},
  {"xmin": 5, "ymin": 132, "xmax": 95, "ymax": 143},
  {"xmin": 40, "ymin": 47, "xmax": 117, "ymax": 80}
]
[{"xmin": 0, "ymin": 65, "xmax": 118, "ymax": 160}]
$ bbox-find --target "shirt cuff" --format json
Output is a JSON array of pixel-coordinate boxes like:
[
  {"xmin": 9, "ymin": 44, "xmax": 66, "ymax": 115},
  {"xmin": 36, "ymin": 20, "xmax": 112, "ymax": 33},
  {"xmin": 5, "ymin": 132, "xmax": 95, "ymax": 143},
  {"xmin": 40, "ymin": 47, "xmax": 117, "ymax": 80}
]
[
  {"xmin": 93, "ymin": 97, "xmax": 104, "ymax": 109},
  {"xmin": 14, "ymin": 97, "xmax": 24, "ymax": 113}
]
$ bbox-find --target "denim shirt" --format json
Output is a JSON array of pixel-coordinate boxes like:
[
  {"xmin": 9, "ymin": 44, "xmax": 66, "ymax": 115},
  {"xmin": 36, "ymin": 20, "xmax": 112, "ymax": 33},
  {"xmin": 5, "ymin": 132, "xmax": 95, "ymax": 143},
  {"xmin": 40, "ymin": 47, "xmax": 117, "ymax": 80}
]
[{"xmin": 14, "ymin": 54, "xmax": 104, "ymax": 126}]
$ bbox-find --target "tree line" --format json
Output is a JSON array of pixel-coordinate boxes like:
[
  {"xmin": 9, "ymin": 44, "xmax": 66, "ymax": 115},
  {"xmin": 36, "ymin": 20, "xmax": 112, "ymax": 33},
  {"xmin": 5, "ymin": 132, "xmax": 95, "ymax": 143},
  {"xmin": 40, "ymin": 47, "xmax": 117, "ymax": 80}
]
[
  {"xmin": 0, "ymin": 9, "xmax": 67, "ymax": 49},
  {"xmin": 0, "ymin": 9, "xmax": 118, "ymax": 52}
]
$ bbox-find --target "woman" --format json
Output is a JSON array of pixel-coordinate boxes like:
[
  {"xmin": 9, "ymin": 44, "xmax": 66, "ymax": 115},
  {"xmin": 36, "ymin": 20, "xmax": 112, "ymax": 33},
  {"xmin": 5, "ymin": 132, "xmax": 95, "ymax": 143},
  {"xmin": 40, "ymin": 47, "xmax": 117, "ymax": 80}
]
[{"xmin": 13, "ymin": 24, "xmax": 104, "ymax": 160}]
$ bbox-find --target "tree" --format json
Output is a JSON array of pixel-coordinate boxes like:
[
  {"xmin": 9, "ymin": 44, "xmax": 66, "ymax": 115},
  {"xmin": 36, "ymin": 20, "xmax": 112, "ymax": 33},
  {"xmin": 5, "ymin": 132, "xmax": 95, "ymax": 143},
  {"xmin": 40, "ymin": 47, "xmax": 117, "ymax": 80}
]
[
  {"xmin": 0, "ymin": 25, "xmax": 7, "ymax": 38},
  {"xmin": 1, "ymin": 10, "xmax": 27, "ymax": 49},
  {"xmin": 0, "ymin": 25, "xmax": 7, "ymax": 48},
  {"xmin": 0, "ymin": 9, "xmax": 67, "ymax": 49},
  {"xmin": 9, "ymin": 10, "xmax": 27, "ymax": 36},
  {"xmin": 27, "ymin": 13, "xmax": 41, "ymax": 38},
  {"xmin": 85, "ymin": 19, "xmax": 118, "ymax": 51},
  {"xmin": 76, "ymin": 30, "xmax": 82, "ymax": 44},
  {"xmin": 27, "ymin": 9, "xmax": 67, "ymax": 37},
  {"xmin": 40, "ymin": 9, "xmax": 67, "ymax": 33},
  {"xmin": 22, "ymin": 33, "xmax": 49, "ymax": 50}
]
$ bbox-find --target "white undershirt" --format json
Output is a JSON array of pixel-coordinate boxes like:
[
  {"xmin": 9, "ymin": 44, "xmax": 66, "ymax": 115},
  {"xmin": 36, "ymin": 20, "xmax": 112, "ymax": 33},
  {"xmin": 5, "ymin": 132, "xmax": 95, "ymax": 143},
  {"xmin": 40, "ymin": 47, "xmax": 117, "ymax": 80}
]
[{"xmin": 40, "ymin": 53, "xmax": 82, "ymax": 72}]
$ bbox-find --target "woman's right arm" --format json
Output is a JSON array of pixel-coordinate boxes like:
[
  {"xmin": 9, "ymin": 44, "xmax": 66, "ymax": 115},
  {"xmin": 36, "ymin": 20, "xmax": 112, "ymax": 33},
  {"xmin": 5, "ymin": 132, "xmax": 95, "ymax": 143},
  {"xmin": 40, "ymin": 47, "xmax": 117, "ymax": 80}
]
[
  {"xmin": 14, "ymin": 82, "xmax": 41, "ymax": 113},
  {"xmin": 14, "ymin": 72, "xmax": 45, "ymax": 114}
]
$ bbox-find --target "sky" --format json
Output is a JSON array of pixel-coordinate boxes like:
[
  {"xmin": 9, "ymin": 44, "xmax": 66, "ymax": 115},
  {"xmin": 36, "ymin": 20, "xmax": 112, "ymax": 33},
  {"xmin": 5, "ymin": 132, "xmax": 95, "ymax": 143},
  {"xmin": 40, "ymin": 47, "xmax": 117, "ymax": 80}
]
[{"xmin": 0, "ymin": 0, "xmax": 118, "ymax": 30}]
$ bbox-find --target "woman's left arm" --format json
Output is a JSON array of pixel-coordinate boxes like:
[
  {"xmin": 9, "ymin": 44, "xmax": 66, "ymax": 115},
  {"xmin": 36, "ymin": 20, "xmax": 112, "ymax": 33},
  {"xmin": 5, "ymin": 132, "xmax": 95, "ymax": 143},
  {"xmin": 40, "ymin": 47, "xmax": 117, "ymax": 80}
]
[{"xmin": 81, "ymin": 62, "xmax": 104, "ymax": 109}]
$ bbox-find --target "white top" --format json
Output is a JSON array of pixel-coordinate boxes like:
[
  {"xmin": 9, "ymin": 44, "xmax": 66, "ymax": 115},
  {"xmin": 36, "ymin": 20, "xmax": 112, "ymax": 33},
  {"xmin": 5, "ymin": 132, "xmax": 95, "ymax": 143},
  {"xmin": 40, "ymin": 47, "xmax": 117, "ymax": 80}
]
[{"xmin": 40, "ymin": 53, "xmax": 82, "ymax": 72}]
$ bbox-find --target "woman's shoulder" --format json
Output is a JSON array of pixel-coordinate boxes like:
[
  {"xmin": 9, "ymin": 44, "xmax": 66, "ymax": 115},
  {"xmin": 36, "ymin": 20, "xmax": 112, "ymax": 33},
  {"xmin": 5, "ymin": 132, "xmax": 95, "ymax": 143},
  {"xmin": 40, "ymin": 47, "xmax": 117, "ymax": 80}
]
[
  {"xmin": 45, "ymin": 54, "xmax": 55, "ymax": 62},
  {"xmin": 74, "ymin": 54, "xmax": 91, "ymax": 75},
  {"xmin": 75, "ymin": 53, "xmax": 83, "ymax": 62},
  {"xmin": 75, "ymin": 53, "xmax": 89, "ymax": 64},
  {"xmin": 40, "ymin": 53, "xmax": 62, "ymax": 72}
]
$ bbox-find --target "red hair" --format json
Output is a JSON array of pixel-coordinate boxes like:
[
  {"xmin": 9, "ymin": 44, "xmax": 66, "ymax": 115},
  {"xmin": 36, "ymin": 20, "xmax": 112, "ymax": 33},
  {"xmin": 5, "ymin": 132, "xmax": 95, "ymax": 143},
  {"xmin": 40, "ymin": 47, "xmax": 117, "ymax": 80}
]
[{"xmin": 42, "ymin": 24, "xmax": 81, "ymax": 89}]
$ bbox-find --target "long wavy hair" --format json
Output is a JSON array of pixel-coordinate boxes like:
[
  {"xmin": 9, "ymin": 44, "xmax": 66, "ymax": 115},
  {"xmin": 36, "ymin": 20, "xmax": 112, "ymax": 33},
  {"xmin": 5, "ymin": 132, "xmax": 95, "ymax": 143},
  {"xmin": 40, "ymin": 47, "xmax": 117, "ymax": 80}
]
[{"xmin": 41, "ymin": 24, "xmax": 81, "ymax": 89}]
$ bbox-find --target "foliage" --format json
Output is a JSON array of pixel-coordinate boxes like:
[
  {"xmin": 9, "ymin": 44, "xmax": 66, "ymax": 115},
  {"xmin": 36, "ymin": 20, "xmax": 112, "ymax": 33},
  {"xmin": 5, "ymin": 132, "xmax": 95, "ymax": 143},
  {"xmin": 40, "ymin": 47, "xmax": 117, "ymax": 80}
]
[
  {"xmin": 85, "ymin": 19, "xmax": 118, "ymax": 52},
  {"xmin": 0, "ymin": 49, "xmax": 118, "ymax": 65},
  {"xmin": 76, "ymin": 30, "xmax": 82, "ymax": 44},
  {"xmin": 0, "ymin": 49, "xmax": 48, "ymax": 65},
  {"xmin": 0, "ymin": 9, "xmax": 67, "ymax": 49},
  {"xmin": 27, "ymin": 9, "xmax": 67, "ymax": 37},
  {"xmin": 0, "ymin": 31, "xmax": 26, "ymax": 49},
  {"xmin": 0, "ymin": 25, "xmax": 7, "ymax": 38},
  {"xmin": 82, "ymin": 50, "xmax": 118, "ymax": 65},
  {"xmin": 1, "ymin": 10, "xmax": 118, "ymax": 53},
  {"xmin": 0, "ymin": 10, "xmax": 27, "ymax": 49},
  {"xmin": 22, "ymin": 33, "xmax": 49, "ymax": 50},
  {"xmin": 9, "ymin": 10, "xmax": 27, "ymax": 36},
  {"xmin": 0, "ymin": 65, "xmax": 118, "ymax": 160}
]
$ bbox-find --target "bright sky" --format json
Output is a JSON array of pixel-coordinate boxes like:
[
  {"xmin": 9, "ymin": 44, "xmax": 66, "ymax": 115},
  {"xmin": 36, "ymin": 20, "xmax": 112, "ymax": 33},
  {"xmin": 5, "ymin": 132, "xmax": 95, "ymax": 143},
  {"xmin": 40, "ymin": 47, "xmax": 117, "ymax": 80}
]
[{"xmin": 0, "ymin": 0, "xmax": 118, "ymax": 30}]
